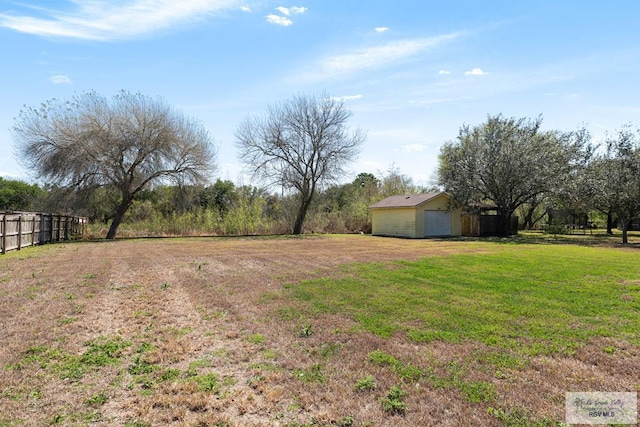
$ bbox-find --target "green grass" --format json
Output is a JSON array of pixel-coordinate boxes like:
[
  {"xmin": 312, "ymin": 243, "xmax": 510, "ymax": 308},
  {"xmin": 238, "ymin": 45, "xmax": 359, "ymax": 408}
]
[
  {"xmin": 290, "ymin": 245, "xmax": 640, "ymax": 357},
  {"xmin": 6, "ymin": 336, "xmax": 132, "ymax": 381},
  {"xmin": 247, "ymin": 333, "xmax": 265, "ymax": 345},
  {"xmin": 354, "ymin": 375, "xmax": 376, "ymax": 392},
  {"xmin": 191, "ymin": 372, "xmax": 221, "ymax": 392},
  {"xmin": 380, "ymin": 385, "xmax": 408, "ymax": 415},
  {"xmin": 293, "ymin": 363, "xmax": 325, "ymax": 383}
]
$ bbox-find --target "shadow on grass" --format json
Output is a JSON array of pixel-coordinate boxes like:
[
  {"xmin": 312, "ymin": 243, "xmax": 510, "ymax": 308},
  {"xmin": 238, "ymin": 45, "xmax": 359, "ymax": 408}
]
[{"xmin": 443, "ymin": 230, "xmax": 640, "ymax": 248}]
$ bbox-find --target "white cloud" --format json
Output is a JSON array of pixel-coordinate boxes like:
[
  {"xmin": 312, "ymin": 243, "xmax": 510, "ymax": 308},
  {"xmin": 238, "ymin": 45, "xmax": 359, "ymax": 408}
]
[
  {"xmin": 50, "ymin": 75, "xmax": 72, "ymax": 84},
  {"xmin": 464, "ymin": 68, "xmax": 488, "ymax": 76},
  {"xmin": 266, "ymin": 14, "xmax": 293, "ymax": 26},
  {"xmin": 275, "ymin": 6, "xmax": 307, "ymax": 15},
  {"xmin": 241, "ymin": 5, "xmax": 251, "ymax": 12},
  {"xmin": 402, "ymin": 144, "xmax": 425, "ymax": 153},
  {"xmin": 438, "ymin": 70, "xmax": 450, "ymax": 75},
  {"xmin": 375, "ymin": 27, "xmax": 389, "ymax": 33},
  {"xmin": 268, "ymin": 6, "xmax": 306, "ymax": 25},
  {"xmin": 310, "ymin": 33, "xmax": 460, "ymax": 80},
  {"xmin": 331, "ymin": 94, "xmax": 363, "ymax": 102},
  {"xmin": 0, "ymin": 0, "xmax": 244, "ymax": 40}
]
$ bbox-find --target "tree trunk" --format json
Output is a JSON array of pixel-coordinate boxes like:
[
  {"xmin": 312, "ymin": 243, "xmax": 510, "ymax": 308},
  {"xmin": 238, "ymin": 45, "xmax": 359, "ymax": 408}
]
[
  {"xmin": 499, "ymin": 210, "xmax": 513, "ymax": 236},
  {"xmin": 522, "ymin": 206, "xmax": 534, "ymax": 230},
  {"xmin": 621, "ymin": 219, "xmax": 629, "ymax": 244},
  {"xmin": 106, "ymin": 197, "xmax": 134, "ymax": 240},
  {"xmin": 606, "ymin": 211, "xmax": 613, "ymax": 234},
  {"xmin": 292, "ymin": 193, "xmax": 313, "ymax": 235}
]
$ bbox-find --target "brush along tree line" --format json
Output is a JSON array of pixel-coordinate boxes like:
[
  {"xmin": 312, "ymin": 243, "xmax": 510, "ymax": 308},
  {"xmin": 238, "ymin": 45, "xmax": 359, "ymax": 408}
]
[{"xmin": 10, "ymin": 91, "xmax": 640, "ymax": 242}]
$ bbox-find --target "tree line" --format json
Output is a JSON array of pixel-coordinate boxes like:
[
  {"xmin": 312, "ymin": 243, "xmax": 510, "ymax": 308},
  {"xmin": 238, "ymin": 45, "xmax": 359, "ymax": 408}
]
[
  {"xmin": 0, "ymin": 167, "xmax": 426, "ymax": 237},
  {"xmin": 8, "ymin": 91, "xmax": 640, "ymax": 243},
  {"xmin": 437, "ymin": 115, "xmax": 640, "ymax": 243}
]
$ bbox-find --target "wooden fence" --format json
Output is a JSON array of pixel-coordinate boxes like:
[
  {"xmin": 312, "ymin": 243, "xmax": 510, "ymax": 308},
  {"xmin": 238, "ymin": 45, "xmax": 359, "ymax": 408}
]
[
  {"xmin": 0, "ymin": 212, "xmax": 88, "ymax": 254},
  {"xmin": 462, "ymin": 214, "xmax": 519, "ymax": 237}
]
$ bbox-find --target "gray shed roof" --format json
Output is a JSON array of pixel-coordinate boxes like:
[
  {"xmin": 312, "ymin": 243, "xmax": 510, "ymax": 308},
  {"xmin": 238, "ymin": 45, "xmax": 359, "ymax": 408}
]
[{"xmin": 369, "ymin": 192, "xmax": 446, "ymax": 209}]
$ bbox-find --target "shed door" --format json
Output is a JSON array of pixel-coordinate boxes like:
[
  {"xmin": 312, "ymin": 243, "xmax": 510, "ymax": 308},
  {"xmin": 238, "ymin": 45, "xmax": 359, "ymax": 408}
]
[{"xmin": 425, "ymin": 211, "xmax": 452, "ymax": 236}]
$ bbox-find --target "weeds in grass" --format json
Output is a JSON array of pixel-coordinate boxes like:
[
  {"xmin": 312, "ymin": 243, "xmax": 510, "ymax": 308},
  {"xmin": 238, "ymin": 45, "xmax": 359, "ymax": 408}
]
[
  {"xmin": 133, "ymin": 310, "xmax": 152, "ymax": 318},
  {"xmin": 274, "ymin": 306, "xmax": 302, "ymax": 321},
  {"xmin": 247, "ymin": 374, "xmax": 266, "ymax": 388},
  {"xmin": 248, "ymin": 333, "xmax": 265, "ymax": 345},
  {"xmin": 169, "ymin": 326, "xmax": 193, "ymax": 337},
  {"xmin": 367, "ymin": 350, "xmax": 424, "ymax": 382},
  {"xmin": 487, "ymin": 406, "xmax": 567, "ymax": 426},
  {"xmin": 159, "ymin": 368, "xmax": 181, "ymax": 382},
  {"xmin": 354, "ymin": 375, "xmax": 376, "ymax": 392},
  {"xmin": 318, "ymin": 342, "xmax": 343, "ymax": 358},
  {"xmin": 381, "ymin": 385, "xmax": 408, "ymax": 415},
  {"xmin": 81, "ymin": 336, "xmax": 131, "ymax": 366},
  {"xmin": 458, "ymin": 380, "xmax": 497, "ymax": 403},
  {"xmin": 367, "ymin": 350, "xmax": 397, "ymax": 366},
  {"xmin": 187, "ymin": 358, "xmax": 211, "ymax": 375},
  {"xmin": 127, "ymin": 354, "xmax": 159, "ymax": 375},
  {"xmin": 58, "ymin": 317, "xmax": 76, "ymax": 325},
  {"xmin": 367, "ymin": 350, "xmax": 496, "ymax": 403},
  {"xmin": 191, "ymin": 372, "xmax": 220, "ymax": 392},
  {"xmin": 338, "ymin": 416, "xmax": 355, "ymax": 426},
  {"xmin": 298, "ymin": 323, "xmax": 313, "ymax": 337},
  {"xmin": 0, "ymin": 418, "xmax": 24, "ymax": 427},
  {"xmin": 261, "ymin": 349, "xmax": 277, "ymax": 359},
  {"xmin": 293, "ymin": 363, "xmax": 325, "ymax": 383},
  {"xmin": 85, "ymin": 391, "xmax": 108, "ymax": 407},
  {"xmin": 7, "ymin": 336, "xmax": 132, "ymax": 382}
]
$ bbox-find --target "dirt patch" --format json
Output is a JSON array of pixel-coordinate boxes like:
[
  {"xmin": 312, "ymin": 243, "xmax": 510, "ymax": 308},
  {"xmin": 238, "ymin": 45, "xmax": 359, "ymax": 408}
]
[{"xmin": 0, "ymin": 235, "xmax": 637, "ymax": 426}]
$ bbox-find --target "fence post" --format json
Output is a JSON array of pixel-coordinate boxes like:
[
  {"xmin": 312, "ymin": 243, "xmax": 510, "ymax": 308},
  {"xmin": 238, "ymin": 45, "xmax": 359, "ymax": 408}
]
[
  {"xmin": 40, "ymin": 214, "xmax": 45, "ymax": 245},
  {"xmin": 17, "ymin": 215, "xmax": 22, "ymax": 251},
  {"xmin": 32, "ymin": 215, "xmax": 36, "ymax": 247},
  {"xmin": 1, "ymin": 214, "xmax": 5, "ymax": 255}
]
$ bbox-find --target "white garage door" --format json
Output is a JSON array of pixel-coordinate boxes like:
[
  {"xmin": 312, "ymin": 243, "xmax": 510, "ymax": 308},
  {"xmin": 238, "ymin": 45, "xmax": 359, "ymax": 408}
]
[{"xmin": 425, "ymin": 211, "xmax": 452, "ymax": 236}]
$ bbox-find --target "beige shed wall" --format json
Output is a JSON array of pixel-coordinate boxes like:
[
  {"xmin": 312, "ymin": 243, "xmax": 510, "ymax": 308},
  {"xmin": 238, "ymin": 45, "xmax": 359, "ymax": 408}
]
[{"xmin": 371, "ymin": 207, "xmax": 418, "ymax": 238}]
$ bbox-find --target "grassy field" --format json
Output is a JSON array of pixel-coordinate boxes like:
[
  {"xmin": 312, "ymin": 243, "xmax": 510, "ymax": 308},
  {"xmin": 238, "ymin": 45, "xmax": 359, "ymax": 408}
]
[{"xmin": 0, "ymin": 234, "xmax": 638, "ymax": 426}]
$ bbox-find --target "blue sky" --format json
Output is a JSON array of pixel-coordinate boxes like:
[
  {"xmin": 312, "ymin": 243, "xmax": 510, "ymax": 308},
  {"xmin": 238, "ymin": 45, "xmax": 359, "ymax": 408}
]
[{"xmin": 1, "ymin": 1, "xmax": 639, "ymax": 187}]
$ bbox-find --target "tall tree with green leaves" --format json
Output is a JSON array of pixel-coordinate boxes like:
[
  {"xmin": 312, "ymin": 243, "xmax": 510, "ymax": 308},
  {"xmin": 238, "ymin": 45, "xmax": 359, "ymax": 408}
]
[
  {"xmin": 438, "ymin": 114, "xmax": 590, "ymax": 235},
  {"xmin": 12, "ymin": 91, "xmax": 216, "ymax": 239},
  {"xmin": 235, "ymin": 93, "xmax": 366, "ymax": 234},
  {"xmin": 589, "ymin": 125, "xmax": 640, "ymax": 243},
  {"xmin": 0, "ymin": 178, "xmax": 45, "ymax": 211}
]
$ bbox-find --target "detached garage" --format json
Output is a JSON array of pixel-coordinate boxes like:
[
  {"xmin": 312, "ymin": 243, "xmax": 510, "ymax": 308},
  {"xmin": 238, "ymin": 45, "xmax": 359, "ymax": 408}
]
[{"xmin": 370, "ymin": 192, "xmax": 462, "ymax": 238}]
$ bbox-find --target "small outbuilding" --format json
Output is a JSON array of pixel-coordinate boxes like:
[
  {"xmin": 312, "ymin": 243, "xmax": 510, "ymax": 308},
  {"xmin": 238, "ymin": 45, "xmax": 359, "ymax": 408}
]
[{"xmin": 370, "ymin": 192, "xmax": 462, "ymax": 238}]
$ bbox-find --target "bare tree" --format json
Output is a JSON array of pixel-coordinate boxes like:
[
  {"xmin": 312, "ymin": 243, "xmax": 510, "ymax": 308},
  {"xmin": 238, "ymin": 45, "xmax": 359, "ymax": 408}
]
[
  {"xmin": 12, "ymin": 90, "xmax": 216, "ymax": 239},
  {"xmin": 235, "ymin": 93, "xmax": 366, "ymax": 234}
]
